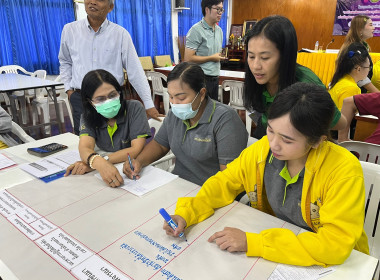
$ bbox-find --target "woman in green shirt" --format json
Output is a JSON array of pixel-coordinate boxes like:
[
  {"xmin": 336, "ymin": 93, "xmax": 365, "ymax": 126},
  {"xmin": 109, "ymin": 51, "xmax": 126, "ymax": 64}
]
[{"xmin": 243, "ymin": 15, "xmax": 346, "ymax": 139}]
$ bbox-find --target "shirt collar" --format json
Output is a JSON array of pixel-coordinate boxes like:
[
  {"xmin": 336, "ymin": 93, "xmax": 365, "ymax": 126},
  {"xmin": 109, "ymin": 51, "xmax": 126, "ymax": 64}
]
[
  {"xmin": 198, "ymin": 97, "xmax": 216, "ymax": 124},
  {"xmin": 201, "ymin": 18, "xmax": 213, "ymax": 30},
  {"xmin": 99, "ymin": 108, "xmax": 127, "ymax": 128},
  {"xmin": 85, "ymin": 17, "xmax": 109, "ymax": 33},
  {"xmin": 182, "ymin": 97, "xmax": 216, "ymax": 128}
]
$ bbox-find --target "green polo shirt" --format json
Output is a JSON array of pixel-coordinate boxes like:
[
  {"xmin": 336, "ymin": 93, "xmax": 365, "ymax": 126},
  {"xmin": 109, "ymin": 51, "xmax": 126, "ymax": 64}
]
[
  {"xmin": 260, "ymin": 64, "xmax": 341, "ymax": 129},
  {"xmin": 186, "ymin": 18, "xmax": 223, "ymax": 76},
  {"xmin": 79, "ymin": 100, "xmax": 151, "ymax": 152},
  {"xmin": 155, "ymin": 98, "xmax": 248, "ymax": 185}
]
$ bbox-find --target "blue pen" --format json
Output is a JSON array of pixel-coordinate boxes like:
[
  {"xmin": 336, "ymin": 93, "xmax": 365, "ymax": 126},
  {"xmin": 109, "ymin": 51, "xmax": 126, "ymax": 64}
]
[
  {"xmin": 127, "ymin": 153, "xmax": 136, "ymax": 180},
  {"xmin": 159, "ymin": 208, "xmax": 187, "ymax": 242}
]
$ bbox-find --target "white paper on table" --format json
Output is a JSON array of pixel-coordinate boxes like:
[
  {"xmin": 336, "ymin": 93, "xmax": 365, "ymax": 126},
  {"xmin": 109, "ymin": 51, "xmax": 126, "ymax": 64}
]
[
  {"xmin": 0, "ymin": 153, "xmax": 16, "ymax": 170},
  {"xmin": 19, "ymin": 150, "xmax": 81, "ymax": 178},
  {"xmin": 35, "ymin": 228, "xmax": 94, "ymax": 270},
  {"xmin": 71, "ymin": 255, "xmax": 131, "ymax": 280},
  {"xmin": 0, "ymin": 190, "xmax": 26, "ymax": 218},
  {"xmin": 268, "ymin": 264, "xmax": 336, "ymax": 280},
  {"xmin": 95, "ymin": 164, "xmax": 178, "ymax": 196}
]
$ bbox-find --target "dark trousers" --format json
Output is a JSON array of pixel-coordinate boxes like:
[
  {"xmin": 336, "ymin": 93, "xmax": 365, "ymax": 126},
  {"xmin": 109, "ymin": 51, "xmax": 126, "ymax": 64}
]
[
  {"xmin": 204, "ymin": 75, "xmax": 219, "ymax": 101},
  {"xmin": 69, "ymin": 90, "xmax": 83, "ymax": 135}
]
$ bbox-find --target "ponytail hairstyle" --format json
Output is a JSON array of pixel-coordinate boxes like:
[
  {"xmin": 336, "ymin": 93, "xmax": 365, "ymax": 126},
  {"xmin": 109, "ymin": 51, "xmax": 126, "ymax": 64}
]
[{"xmin": 330, "ymin": 42, "xmax": 369, "ymax": 89}]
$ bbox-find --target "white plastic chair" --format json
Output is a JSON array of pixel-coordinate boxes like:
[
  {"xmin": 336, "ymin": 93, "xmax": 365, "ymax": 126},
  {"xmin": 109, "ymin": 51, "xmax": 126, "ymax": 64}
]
[
  {"xmin": 340, "ymin": 141, "xmax": 380, "ymax": 164},
  {"xmin": 0, "ymin": 121, "xmax": 35, "ymax": 147},
  {"xmin": 360, "ymin": 161, "xmax": 380, "ymax": 279},
  {"xmin": 148, "ymin": 117, "xmax": 175, "ymax": 172},
  {"xmin": 11, "ymin": 121, "xmax": 35, "ymax": 143},
  {"xmin": 31, "ymin": 75, "xmax": 73, "ymax": 135},
  {"xmin": 146, "ymin": 71, "xmax": 170, "ymax": 115},
  {"xmin": 0, "ymin": 65, "xmax": 34, "ymax": 124},
  {"xmin": 222, "ymin": 80, "xmax": 252, "ymax": 135}
]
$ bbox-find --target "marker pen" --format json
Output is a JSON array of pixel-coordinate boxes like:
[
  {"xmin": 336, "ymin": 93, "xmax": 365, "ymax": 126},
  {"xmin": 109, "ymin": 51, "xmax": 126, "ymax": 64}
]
[{"xmin": 159, "ymin": 208, "xmax": 187, "ymax": 242}]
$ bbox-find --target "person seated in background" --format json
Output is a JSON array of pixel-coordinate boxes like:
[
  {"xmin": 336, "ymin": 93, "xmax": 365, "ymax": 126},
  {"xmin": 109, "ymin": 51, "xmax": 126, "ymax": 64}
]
[
  {"xmin": 243, "ymin": 15, "xmax": 346, "ymax": 139},
  {"xmin": 329, "ymin": 42, "xmax": 371, "ymax": 110},
  {"xmin": 65, "ymin": 69, "xmax": 151, "ymax": 187},
  {"xmin": 336, "ymin": 14, "xmax": 378, "ymax": 93},
  {"xmin": 163, "ymin": 82, "xmax": 369, "ymax": 266},
  {"xmin": 0, "ymin": 106, "xmax": 15, "ymax": 149},
  {"xmin": 338, "ymin": 93, "xmax": 380, "ymax": 144},
  {"xmin": 124, "ymin": 62, "xmax": 248, "ymax": 186}
]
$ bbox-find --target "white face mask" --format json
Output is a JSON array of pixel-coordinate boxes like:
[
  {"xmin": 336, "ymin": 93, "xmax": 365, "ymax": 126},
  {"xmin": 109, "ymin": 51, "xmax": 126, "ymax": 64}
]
[{"xmin": 170, "ymin": 91, "xmax": 202, "ymax": 120}]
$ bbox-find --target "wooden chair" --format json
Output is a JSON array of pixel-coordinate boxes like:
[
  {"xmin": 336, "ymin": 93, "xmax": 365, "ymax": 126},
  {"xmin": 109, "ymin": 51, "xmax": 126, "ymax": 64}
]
[
  {"xmin": 154, "ymin": 55, "xmax": 172, "ymax": 67},
  {"xmin": 354, "ymin": 115, "xmax": 378, "ymax": 142},
  {"xmin": 138, "ymin": 56, "xmax": 154, "ymax": 71}
]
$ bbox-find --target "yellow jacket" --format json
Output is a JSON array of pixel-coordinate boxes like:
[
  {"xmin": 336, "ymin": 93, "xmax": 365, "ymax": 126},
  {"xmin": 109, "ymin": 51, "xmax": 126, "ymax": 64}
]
[
  {"xmin": 175, "ymin": 136, "xmax": 369, "ymax": 266},
  {"xmin": 328, "ymin": 74, "xmax": 361, "ymax": 110}
]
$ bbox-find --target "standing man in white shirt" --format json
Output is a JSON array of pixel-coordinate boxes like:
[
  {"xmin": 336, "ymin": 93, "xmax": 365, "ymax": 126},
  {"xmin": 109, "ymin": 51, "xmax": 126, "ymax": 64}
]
[
  {"xmin": 184, "ymin": 0, "xmax": 225, "ymax": 100},
  {"xmin": 59, "ymin": 0, "xmax": 162, "ymax": 134}
]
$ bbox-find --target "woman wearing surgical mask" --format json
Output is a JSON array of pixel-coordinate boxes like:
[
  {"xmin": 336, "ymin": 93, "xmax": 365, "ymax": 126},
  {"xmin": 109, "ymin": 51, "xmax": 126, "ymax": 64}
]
[
  {"xmin": 64, "ymin": 69, "xmax": 151, "ymax": 188},
  {"xmin": 123, "ymin": 62, "xmax": 248, "ymax": 185}
]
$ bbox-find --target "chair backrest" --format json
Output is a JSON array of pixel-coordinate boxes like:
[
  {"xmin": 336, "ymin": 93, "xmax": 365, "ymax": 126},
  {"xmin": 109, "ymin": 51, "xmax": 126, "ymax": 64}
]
[
  {"xmin": 139, "ymin": 57, "xmax": 154, "ymax": 71},
  {"xmin": 154, "ymin": 55, "xmax": 172, "ymax": 67},
  {"xmin": 360, "ymin": 161, "xmax": 380, "ymax": 279},
  {"xmin": 340, "ymin": 141, "xmax": 380, "ymax": 164},
  {"xmin": 31, "ymin": 70, "xmax": 47, "ymax": 79},
  {"xmin": 148, "ymin": 117, "xmax": 165, "ymax": 137},
  {"xmin": 10, "ymin": 121, "xmax": 35, "ymax": 143},
  {"xmin": 31, "ymin": 70, "xmax": 47, "ymax": 98},
  {"xmin": 222, "ymin": 80, "xmax": 245, "ymax": 110},
  {"xmin": 146, "ymin": 71, "xmax": 167, "ymax": 94},
  {"xmin": 0, "ymin": 65, "xmax": 31, "ymax": 75}
]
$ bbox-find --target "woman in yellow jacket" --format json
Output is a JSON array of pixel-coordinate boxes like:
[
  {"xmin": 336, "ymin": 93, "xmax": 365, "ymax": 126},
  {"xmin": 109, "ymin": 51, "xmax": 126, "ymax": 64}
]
[
  {"xmin": 164, "ymin": 82, "xmax": 369, "ymax": 267},
  {"xmin": 329, "ymin": 42, "xmax": 371, "ymax": 110}
]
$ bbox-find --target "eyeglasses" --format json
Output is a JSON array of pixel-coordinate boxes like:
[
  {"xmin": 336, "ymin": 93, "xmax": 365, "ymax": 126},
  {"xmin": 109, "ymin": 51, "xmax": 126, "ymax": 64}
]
[
  {"xmin": 211, "ymin": 7, "xmax": 224, "ymax": 14},
  {"xmin": 91, "ymin": 91, "xmax": 120, "ymax": 104}
]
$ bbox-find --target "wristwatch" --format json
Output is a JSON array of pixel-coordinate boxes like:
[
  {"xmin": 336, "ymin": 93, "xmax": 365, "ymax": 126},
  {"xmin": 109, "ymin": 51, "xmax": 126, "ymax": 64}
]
[{"xmin": 103, "ymin": 155, "xmax": 110, "ymax": 161}]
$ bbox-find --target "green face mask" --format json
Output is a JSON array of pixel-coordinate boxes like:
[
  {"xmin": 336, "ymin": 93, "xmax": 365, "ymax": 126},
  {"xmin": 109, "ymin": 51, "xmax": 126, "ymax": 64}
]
[{"xmin": 94, "ymin": 98, "xmax": 121, "ymax": 119}]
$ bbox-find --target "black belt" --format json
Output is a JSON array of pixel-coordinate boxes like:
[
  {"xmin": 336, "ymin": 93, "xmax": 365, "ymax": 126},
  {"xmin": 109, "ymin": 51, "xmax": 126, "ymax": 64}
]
[{"xmin": 73, "ymin": 88, "xmax": 81, "ymax": 92}]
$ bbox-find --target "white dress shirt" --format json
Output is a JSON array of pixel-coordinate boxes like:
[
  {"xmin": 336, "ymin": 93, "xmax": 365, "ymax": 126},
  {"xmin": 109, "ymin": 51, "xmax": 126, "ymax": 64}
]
[{"xmin": 58, "ymin": 18, "xmax": 154, "ymax": 109}]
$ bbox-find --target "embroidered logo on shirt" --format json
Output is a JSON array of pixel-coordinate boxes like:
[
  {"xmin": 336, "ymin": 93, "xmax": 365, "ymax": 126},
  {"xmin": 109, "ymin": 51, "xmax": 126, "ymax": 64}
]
[
  {"xmin": 80, "ymin": 124, "xmax": 86, "ymax": 131},
  {"xmin": 194, "ymin": 137, "xmax": 211, "ymax": 142}
]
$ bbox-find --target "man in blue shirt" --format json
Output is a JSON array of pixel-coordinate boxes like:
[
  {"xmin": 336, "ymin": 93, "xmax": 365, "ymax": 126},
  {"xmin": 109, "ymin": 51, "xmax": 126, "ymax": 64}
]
[
  {"xmin": 184, "ymin": 0, "xmax": 225, "ymax": 100},
  {"xmin": 59, "ymin": 0, "xmax": 162, "ymax": 134}
]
